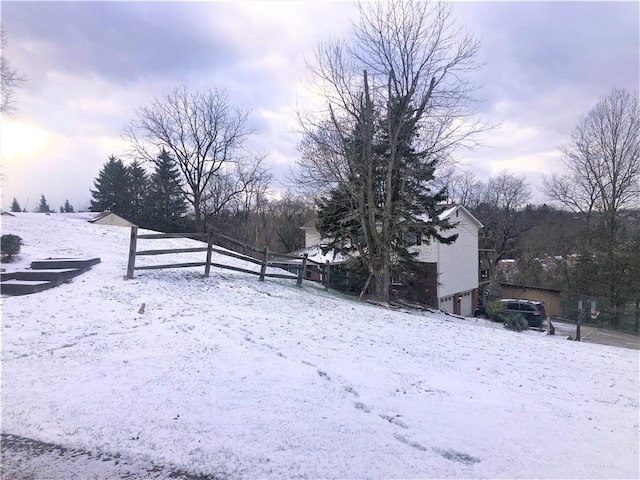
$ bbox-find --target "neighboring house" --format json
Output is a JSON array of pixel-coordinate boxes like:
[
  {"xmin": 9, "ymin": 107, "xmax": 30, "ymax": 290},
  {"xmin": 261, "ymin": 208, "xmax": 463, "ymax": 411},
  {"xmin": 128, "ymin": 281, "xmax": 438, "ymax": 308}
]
[
  {"xmin": 301, "ymin": 204, "xmax": 483, "ymax": 316},
  {"xmin": 89, "ymin": 212, "xmax": 135, "ymax": 227},
  {"xmin": 301, "ymin": 219, "xmax": 323, "ymax": 250}
]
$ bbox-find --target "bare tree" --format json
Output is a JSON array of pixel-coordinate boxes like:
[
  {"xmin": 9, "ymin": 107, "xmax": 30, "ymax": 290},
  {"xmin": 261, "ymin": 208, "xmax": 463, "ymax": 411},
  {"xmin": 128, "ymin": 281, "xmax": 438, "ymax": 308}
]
[
  {"xmin": 268, "ymin": 193, "xmax": 315, "ymax": 253},
  {"xmin": 204, "ymin": 154, "xmax": 273, "ymax": 245},
  {"xmin": 471, "ymin": 172, "xmax": 532, "ymax": 275},
  {"xmin": 294, "ymin": 0, "xmax": 485, "ymax": 302},
  {"xmin": 544, "ymin": 88, "xmax": 640, "ymax": 326},
  {"xmin": 1, "ymin": 26, "xmax": 26, "ymax": 114},
  {"xmin": 544, "ymin": 88, "xmax": 640, "ymax": 229},
  {"xmin": 203, "ymin": 154, "xmax": 271, "ymax": 221},
  {"xmin": 124, "ymin": 86, "xmax": 256, "ymax": 232},
  {"xmin": 433, "ymin": 164, "xmax": 482, "ymax": 206}
]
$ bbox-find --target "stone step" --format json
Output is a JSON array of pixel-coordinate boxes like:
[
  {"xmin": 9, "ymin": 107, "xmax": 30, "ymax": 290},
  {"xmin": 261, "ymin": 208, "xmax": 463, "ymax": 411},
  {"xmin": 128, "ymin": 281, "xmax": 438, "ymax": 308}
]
[
  {"xmin": 14, "ymin": 268, "xmax": 83, "ymax": 282},
  {"xmin": 0, "ymin": 279, "xmax": 54, "ymax": 296},
  {"xmin": 1, "ymin": 271, "xmax": 16, "ymax": 281},
  {"xmin": 30, "ymin": 258, "xmax": 101, "ymax": 270}
]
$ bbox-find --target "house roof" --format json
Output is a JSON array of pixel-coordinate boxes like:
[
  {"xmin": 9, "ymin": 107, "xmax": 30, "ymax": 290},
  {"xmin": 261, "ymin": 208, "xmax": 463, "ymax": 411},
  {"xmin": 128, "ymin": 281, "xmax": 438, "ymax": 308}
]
[
  {"xmin": 499, "ymin": 282, "xmax": 562, "ymax": 293},
  {"xmin": 290, "ymin": 245, "xmax": 349, "ymax": 264},
  {"xmin": 301, "ymin": 218, "xmax": 317, "ymax": 229},
  {"xmin": 434, "ymin": 204, "xmax": 484, "ymax": 229}
]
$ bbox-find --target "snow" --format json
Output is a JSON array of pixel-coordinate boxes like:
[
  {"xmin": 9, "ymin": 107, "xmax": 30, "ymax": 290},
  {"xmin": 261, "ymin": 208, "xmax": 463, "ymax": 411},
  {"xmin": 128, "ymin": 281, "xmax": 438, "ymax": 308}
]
[
  {"xmin": 292, "ymin": 245, "xmax": 349, "ymax": 265},
  {"xmin": 2, "ymin": 213, "xmax": 639, "ymax": 479}
]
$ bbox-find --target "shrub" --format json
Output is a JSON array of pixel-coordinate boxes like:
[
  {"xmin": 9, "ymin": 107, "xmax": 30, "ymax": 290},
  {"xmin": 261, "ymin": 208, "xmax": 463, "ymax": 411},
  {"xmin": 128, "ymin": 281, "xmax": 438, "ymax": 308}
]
[
  {"xmin": 1, "ymin": 234, "xmax": 23, "ymax": 262},
  {"xmin": 485, "ymin": 300, "xmax": 506, "ymax": 318},
  {"xmin": 501, "ymin": 312, "xmax": 529, "ymax": 332}
]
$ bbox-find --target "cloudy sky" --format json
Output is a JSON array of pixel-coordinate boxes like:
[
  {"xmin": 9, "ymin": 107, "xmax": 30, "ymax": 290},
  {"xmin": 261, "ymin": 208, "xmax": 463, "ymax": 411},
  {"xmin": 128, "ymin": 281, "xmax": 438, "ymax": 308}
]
[{"xmin": 1, "ymin": 1, "xmax": 638, "ymax": 212}]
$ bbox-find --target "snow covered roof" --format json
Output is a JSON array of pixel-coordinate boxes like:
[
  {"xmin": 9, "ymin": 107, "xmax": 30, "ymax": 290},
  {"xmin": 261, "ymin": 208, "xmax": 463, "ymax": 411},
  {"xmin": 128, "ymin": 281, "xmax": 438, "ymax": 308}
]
[
  {"xmin": 425, "ymin": 204, "xmax": 484, "ymax": 229},
  {"xmin": 291, "ymin": 244, "xmax": 349, "ymax": 264}
]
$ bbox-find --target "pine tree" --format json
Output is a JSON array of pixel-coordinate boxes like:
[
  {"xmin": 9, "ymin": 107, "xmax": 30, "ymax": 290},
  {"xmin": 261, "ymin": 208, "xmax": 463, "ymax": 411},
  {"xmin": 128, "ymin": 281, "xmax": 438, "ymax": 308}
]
[
  {"xmin": 60, "ymin": 199, "xmax": 74, "ymax": 213},
  {"xmin": 128, "ymin": 160, "xmax": 148, "ymax": 225},
  {"xmin": 145, "ymin": 149, "xmax": 187, "ymax": 232},
  {"xmin": 90, "ymin": 156, "xmax": 132, "ymax": 217},
  {"xmin": 10, "ymin": 198, "xmax": 21, "ymax": 212},
  {"xmin": 315, "ymin": 95, "xmax": 455, "ymax": 298},
  {"xmin": 35, "ymin": 194, "xmax": 52, "ymax": 213}
]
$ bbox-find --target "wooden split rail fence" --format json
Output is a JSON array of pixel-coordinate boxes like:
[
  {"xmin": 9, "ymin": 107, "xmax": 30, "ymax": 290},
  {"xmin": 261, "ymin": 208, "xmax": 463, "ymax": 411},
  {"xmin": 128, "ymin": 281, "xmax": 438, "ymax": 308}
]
[{"xmin": 126, "ymin": 226, "xmax": 341, "ymax": 289}]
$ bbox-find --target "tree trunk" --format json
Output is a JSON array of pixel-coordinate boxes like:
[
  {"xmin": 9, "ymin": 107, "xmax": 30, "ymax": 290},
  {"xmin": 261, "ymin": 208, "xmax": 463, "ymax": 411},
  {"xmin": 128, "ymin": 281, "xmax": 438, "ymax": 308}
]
[
  {"xmin": 193, "ymin": 192, "xmax": 204, "ymax": 233},
  {"xmin": 371, "ymin": 254, "xmax": 390, "ymax": 303}
]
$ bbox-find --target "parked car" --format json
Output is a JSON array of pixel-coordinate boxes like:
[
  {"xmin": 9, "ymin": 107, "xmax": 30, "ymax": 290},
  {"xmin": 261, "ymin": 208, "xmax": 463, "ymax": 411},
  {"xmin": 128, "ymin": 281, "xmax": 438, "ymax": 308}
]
[{"xmin": 474, "ymin": 299, "xmax": 547, "ymax": 328}]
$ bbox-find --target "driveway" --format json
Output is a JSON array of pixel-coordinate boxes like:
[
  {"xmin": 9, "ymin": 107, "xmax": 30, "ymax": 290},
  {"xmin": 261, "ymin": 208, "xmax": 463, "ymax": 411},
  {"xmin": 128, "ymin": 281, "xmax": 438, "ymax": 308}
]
[
  {"xmin": 551, "ymin": 319, "xmax": 640, "ymax": 350},
  {"xmin": 0, "ymin": 434, "xmax": 216, "ymax": 480}
]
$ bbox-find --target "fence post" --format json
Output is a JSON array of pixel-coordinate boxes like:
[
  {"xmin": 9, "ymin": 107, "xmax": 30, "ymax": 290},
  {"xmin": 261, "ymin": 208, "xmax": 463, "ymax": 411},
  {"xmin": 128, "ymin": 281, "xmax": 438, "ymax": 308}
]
[
  {"xmin": 204, "ymin": 231, "xmax": 213, "ymax": 277},
  {"xmin": 297, "ymin": 254, "xmax": 308, "ymax": 287},
  {"xmin": 324, "ymin": 260, "xmax": 330, "ymax": 291},
  {"xmin": 259, "ymin": 246, "xmax": 268, "ymax": 281},
  {"xmin": 126, "ymin": 226, "xmax": 138, "ymax": 279}
]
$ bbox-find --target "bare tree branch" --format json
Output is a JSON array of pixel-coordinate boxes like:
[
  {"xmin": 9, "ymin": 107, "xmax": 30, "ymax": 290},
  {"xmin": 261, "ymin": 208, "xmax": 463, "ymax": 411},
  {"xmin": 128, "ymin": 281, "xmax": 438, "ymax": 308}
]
[
  {"xmin": 1, "ymin": 26, "xmax": 26, "ymax": 115},
  {"xmin": 123, "ymin": 86, "xmax": 258, "ymax": 231}
]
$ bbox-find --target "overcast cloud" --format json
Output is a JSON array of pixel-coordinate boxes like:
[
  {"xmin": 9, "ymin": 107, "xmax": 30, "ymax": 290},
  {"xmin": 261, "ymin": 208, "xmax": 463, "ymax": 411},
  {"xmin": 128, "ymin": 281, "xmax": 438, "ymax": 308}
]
[{"xmin": 1, "ymin": 1, "xmax": 638, "ymax": 211}]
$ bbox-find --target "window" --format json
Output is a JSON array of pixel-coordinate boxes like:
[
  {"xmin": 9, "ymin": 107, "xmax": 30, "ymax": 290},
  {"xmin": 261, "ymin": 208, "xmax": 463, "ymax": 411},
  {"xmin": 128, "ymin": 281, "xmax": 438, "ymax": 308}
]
[{"xmin": 403, "ymin": 231, "xmax": 422, "ymax": 246}]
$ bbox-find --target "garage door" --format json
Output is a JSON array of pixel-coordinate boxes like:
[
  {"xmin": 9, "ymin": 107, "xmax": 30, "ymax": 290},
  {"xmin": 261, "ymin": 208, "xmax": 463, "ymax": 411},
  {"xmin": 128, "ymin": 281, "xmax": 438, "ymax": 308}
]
[
  {"xmin": 460, "ymin": 291, "xmax": 473, "ymax": 316},
  {"xmin": 439, "ymin": 295, "xmax": 454, "ymax": 313}
]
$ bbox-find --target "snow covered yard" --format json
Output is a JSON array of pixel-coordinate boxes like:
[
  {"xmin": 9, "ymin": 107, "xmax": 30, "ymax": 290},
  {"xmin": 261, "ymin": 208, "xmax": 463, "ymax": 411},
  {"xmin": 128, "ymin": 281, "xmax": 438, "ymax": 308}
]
[{"xmin": 1, "ymin": 214, "xmax": 639, "ymax": 479}]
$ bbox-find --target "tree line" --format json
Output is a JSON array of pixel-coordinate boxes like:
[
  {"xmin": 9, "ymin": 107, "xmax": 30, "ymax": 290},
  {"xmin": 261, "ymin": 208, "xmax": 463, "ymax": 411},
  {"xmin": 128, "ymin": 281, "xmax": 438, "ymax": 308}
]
[
  {"xmin": 89, "ymin": 150, "xmax": 314, "ymax": 255},
  {"xmin": 10, "ymin": 195, "xmax": 76, "ymax": 214}
]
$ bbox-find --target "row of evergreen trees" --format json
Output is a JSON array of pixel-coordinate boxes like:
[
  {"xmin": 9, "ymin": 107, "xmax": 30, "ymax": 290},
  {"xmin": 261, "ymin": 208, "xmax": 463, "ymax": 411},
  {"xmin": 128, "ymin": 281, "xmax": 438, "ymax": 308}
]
[
  {"xmin": 10, "ymin": 196, "xmax": 75, "ymax": 213},
  {"xmin": 90, "ymin": 150, "xmax": 187, "ymax": 232}
]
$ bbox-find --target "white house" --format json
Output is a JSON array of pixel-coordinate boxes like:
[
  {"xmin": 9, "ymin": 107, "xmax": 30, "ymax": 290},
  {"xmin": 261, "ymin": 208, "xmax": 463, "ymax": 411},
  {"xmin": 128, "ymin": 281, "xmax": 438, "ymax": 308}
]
[
  {"xmin": 410, "ymin": 205, "xmax": 483, "ymax": 316},
  {"xmin": 301, "ymin": 204, "xmax": 483, "ymax": 316}
]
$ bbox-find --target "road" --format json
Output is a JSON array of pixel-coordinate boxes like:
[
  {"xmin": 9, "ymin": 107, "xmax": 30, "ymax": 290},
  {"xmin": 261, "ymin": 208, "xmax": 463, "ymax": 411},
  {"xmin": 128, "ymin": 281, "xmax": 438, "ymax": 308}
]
[{"xmin": 551, "ymin": 319, "xmax": 640, "ymax": 350}]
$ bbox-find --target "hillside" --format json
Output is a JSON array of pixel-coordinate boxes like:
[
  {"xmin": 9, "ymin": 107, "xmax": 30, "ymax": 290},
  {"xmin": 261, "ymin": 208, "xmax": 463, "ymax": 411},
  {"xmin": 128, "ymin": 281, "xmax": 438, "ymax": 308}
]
[{"xmin": 1, "ymin": 214, "xmax": 638, "ymax": 479}]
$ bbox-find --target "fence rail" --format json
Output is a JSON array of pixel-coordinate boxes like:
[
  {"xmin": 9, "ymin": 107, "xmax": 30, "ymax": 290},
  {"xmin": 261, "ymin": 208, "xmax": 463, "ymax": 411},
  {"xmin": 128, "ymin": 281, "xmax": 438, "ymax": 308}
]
[{"xmin": 126, "ymin": 226, "xmax": 335, "ymax": 290}]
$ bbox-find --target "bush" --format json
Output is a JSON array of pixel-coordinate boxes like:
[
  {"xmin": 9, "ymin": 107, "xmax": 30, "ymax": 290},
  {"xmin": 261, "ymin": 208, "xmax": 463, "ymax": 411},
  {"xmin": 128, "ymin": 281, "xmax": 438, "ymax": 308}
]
[
  {"xmin": 501, "ymin": 312, "xmax": 529, "ymax": 332},
  {"xmin": 1, "ymin": 234, "xmax": 23, "ymax": 262},
  {"xmin": 485, "ymin": 300, "xmax": 506, "ymax": 318}
]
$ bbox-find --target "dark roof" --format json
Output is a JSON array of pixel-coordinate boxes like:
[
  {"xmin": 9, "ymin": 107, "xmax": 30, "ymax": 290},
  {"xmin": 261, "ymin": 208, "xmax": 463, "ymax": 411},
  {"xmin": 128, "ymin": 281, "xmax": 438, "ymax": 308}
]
[{"xmin": 499, "ymin": 282, "xmax": 562, "ymax": 293}]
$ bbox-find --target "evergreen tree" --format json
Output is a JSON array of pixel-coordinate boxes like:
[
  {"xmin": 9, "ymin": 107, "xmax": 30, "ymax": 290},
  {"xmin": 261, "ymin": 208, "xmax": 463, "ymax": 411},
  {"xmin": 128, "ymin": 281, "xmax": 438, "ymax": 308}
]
[
  {"xmin": 35, "ymin": 194, "xmax": 52, "ymax": 213},
  {"xmin": 315, "ymin": 95, "xmax": 455, "ymax": 298},
  {"xmin": 128, "ymin": 160, "xmax": 148, "ymax": 225},
  {"xmin": 90, "ymin": 156, "xmax": 132, "ymax": 217},
  {"xmin": 60, "ymin": 199, "xmax": 74, "ymax": 213},
  {"xmin": 10, "ymin": 198, "xmax": 21, "ymax": 212},
  {"xmin": 145, "ymin": 149, "xmax": 187, "ymax": 232}
]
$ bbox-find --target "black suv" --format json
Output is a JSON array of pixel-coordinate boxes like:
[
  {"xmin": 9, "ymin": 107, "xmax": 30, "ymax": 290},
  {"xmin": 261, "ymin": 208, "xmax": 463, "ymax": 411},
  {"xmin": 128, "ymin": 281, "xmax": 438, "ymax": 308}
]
[{"xmin": 474, "ymin": 299, "xmax": 546, "ymax": 328}]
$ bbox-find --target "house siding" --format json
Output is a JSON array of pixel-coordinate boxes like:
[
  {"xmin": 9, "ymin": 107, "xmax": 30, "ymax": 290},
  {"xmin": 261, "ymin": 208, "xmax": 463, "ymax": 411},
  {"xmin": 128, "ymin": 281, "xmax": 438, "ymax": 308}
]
[
  {"xmin": 436, "ymin": 210, "xmax": 479, "ymax": 298},
  {"xmin": 304, "ymin": 229, "xmax": 322, "ymax": 248}
]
